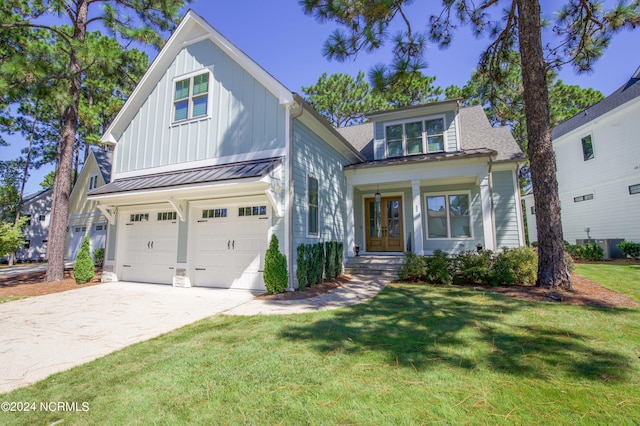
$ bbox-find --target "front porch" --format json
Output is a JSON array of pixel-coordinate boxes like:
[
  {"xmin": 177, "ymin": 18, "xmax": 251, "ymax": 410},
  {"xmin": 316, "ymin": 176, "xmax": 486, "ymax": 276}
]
[{"xmin": 345, "ymin": 155, "xmax": 505, "ymax": 258}]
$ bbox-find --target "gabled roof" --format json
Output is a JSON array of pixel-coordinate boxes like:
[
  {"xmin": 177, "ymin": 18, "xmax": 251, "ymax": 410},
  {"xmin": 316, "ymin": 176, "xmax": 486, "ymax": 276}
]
[
  {"xmin": 91, "ymin": 149, "xmax": 113, "ymax": 184},
  {"xmin": 22, "ymin": 188, "xmax": 53, "ymax": 204},
  {"xmin": 101, "ymin": 9, "xmax": 294, "ymax": 144},
  {"xmin": 336, "ymin": 105, "xmax": 523, "ymax": 163},
  {"xmin": 553, "ymin": 66, "xmax": 640, "ymax": 139}
]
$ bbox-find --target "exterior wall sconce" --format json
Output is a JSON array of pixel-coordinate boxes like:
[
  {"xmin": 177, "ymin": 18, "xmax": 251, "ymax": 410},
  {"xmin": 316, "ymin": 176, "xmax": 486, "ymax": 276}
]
[{"xmin": 354, "ymin": 244, "xmax": 360, "ymax": 257}]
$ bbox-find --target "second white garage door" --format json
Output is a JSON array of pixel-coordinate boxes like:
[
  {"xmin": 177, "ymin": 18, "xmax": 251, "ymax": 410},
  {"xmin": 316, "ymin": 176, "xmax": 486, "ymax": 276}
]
[{"xmin": 191, "ymin": 202, "xmax": 270, "ymax": 290}]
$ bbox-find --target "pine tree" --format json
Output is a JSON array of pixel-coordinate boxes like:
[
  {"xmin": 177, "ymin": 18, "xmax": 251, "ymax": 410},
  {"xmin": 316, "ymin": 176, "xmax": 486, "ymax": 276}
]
[{"xmin": 73, "ymin": 235, "xmax": 94, "ymax": 284}]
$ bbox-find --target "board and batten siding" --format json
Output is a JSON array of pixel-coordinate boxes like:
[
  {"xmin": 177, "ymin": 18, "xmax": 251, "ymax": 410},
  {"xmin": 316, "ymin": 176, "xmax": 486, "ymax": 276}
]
[
  {"xmin": 291, "ymin": 121, "xmax": 350, "ymax": 250},
  {"xmin": 493, "ymin": 170, "xmax": 521, "ymax": 248},
  {"xmin": 114, "ymin": 39, "xmax": 286, "ymax": 175},
  {"xmin": 372, "ymin": 110, "xmax": 458, "ymax": 160}
]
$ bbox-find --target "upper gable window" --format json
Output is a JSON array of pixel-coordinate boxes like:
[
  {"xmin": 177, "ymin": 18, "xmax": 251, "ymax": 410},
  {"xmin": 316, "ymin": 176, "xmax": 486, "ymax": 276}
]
[
  {"xmin": 173, "ymin": 71, "xmax": 210, "ymax": 123},
  {"xmin": 385, "ymin": 117, "xmax": 445, "ymax": 158},
  {"xmin": 88, "ymin": 174, "xmax": 99, "ymax": 191},
  {"xmin": 581, "ymin": 135, "xmax": 594, "ymax": 161}
]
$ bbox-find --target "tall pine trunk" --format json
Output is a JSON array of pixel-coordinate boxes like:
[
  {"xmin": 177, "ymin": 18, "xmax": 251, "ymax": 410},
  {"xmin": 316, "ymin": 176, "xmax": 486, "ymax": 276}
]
[
  {"xmin": 516, "ymin": 0, "xmax": 571, "ymax": 289},
  {"xmin": 45, "ymin": 2, "xmax": 88, "ymax": 282}
]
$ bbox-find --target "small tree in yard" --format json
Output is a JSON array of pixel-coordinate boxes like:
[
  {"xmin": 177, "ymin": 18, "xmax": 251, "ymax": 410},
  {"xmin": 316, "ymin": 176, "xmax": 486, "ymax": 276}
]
[
  {"xmin": 264, "ymin": 235, "xmax": 288, "ymax": 294},
  {"xmin": 0, "ymin": 217, "xmax": 27, "ymax": 258},
  {"xmin": 73, "ymin": 235, "xmax": 94, "ymax": 284}
]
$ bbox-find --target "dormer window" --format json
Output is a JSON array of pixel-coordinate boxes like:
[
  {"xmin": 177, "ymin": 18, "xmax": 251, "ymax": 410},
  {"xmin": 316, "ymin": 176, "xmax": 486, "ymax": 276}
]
[
  {"xmin": 173, "ymin": 71, "xmax": 210, "ymax": 122},
  {"xmin": 385, "ymin": 117, "xmax": 445, "ymax": 158}
]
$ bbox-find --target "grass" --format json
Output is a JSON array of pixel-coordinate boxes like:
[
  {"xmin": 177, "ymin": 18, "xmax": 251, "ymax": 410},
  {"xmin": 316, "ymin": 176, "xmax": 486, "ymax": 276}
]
[
  {"xmin": 1, "ymin": 270, "xmax": 639, "ymax": 424},
  {"xmin": 575, "ymin": 263, "xmax": 640, "ymax": 302},
  {"xmin": 0, "ymin": 296, "xmax": 24, "ymax": 304}
]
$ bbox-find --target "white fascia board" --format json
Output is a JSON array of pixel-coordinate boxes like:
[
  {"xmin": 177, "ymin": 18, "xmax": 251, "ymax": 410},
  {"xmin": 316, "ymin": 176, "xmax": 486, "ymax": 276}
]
[
  {"xmin": 101, "ymin": 10, "xmax": 294, "ymax": 144},
  {"xmin": 297, "ymin": 109, "xmax": 364, "ymax": 163}
]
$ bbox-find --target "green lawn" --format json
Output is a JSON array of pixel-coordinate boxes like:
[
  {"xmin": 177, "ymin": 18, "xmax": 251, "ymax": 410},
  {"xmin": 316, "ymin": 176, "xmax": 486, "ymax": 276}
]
[
  {"xmin": 576, "ymin": 263, "xmax": 640, "ymax": 302},
  {"xmin": 0, "ymin": 296, "xmax": 24, "ymax": 304},
  {"xmin": 1, "ymin": 269, "xmax": 639, "ymax": 425}
]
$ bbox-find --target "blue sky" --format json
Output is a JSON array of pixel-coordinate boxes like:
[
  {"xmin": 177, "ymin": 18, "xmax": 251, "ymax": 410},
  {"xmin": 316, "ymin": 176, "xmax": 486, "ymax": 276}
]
[{"xmin": 3, "ymin": 0, "xmax": 639, "ymax": 194}]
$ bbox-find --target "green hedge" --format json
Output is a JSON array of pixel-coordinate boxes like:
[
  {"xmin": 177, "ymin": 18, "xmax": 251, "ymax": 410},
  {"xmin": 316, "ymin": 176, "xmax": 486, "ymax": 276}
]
[
  {"xmin": 399, "ymin": 247, "xmax": 538, "ymax": 286},
  {"xmin": 295, "ymin": 241, "xmax": 343, "ymax": 289},
  {"xmin": 566, "ymin": 243, "xmax": 604, "ymax": 261},
  {"xmin": 617, "ymin": 241, "xmax": 640, "ymax": 259}
]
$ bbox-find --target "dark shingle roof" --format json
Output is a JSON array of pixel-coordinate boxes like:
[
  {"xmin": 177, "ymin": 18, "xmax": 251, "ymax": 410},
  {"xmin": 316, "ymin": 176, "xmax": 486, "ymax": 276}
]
[
  {"xmin": 337, "ymin": 105, "xmax": 523, "ymax": 163},
  {"xmin": 92, "ymin": 149, "xmax": 113, "ymax": 184},
  {"xmin": 88, "ymin": 158, "xmax": 280, "ymax": 196},
  {"xmin": 553, "ymin": 68, "xmax": 640, "ymax": 139}
]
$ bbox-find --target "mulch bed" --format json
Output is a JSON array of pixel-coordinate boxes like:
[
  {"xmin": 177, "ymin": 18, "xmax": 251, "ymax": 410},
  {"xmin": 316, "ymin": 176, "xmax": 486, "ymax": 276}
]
[
  {"xmin": 0, "ymin": 268, "xmax": 103, "ymax": 299},
  {"xmin": 256, "ymin": 275, "xmax": 351, "ymax": 300},
  {"xmin": 1, "ymin": 261, "xmax": 638, "ymax": 308}
]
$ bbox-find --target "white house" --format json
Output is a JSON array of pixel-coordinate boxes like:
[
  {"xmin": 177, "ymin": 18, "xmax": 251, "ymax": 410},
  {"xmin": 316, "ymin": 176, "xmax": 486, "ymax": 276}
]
[
  {"xmin": 65, "ymin": 149, "xmax": 113, "ymax": 259},
  {"xmin": 524, "ymin": 66, "xmax": 640, "ymax": 253},
  {"xmin": 88, "ymin": 10, "xmax": 525, "ymax": 290},
  {"xmin": 15, "ymin": 188, "xmax": 53, "ymax": 261}
]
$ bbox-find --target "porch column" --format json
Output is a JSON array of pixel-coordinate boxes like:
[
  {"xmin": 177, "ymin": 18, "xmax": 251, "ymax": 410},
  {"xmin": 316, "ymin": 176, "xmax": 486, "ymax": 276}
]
[
  {"xmin": 346, "ymin": 184, "xmax": 355, "ymax": 257},
  {"xmin": 411, "ymin": 179, "xmax": 424, "ymax": 255},
  {"xmin": 479, "ymin": 173, "xmax": 496, "ymax": 251}
]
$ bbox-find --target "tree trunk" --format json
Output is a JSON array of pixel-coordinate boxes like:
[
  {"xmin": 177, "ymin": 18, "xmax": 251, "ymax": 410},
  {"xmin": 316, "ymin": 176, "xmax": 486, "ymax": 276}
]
[
  {"xmin": 516, "ymin": 0, "xmax": 571, "ymax": 289},
  {"xmin": 45, "ymin": 2, "xmax": 88, "ymax": 282}
]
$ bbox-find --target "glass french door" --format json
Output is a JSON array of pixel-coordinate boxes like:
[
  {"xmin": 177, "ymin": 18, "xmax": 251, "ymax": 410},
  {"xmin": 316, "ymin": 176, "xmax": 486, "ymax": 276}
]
[{"xmin": 364, "ymin": 197, "xmax": 404, "ymax": 252}]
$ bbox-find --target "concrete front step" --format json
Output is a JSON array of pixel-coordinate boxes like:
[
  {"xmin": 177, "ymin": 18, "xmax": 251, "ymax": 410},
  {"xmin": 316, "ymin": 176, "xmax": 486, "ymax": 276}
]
[{"xmin": 344, "ymin": 255, "xmax": 404, "ymax": 277}]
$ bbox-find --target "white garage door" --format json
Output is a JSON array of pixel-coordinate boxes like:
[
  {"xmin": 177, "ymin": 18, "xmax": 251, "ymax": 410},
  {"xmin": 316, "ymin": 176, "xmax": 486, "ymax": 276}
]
[
  {"xmin": 67, "ymin": 225, "xmax": 87, "ymax": 260},
  {"xmin": 67, "ymin": 223, "xmax": 106, "ymax": 260},
  {"xmin": 120, "ymin": 210, "xmax": 178, "ymax": 285},
  {"xmin": 191, "ymin": 203, "xmax": 270, "ymax": 290}
]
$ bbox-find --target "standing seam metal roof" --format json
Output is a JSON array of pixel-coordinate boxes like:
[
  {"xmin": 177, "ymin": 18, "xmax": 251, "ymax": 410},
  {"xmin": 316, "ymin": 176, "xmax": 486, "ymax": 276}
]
[{"xmin": 87, "ymin": 157, "xmax": 281, "ymax": 196}]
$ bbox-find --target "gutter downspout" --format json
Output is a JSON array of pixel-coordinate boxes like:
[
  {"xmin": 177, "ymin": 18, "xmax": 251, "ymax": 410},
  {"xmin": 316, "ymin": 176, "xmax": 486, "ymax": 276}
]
[
  {"xmin": 488, "ymin": 156, "xmax": 497, "ymax": 250},
  {"xmin": 287, "ymin": 100, "xmax": 304, "ymax": 290}
]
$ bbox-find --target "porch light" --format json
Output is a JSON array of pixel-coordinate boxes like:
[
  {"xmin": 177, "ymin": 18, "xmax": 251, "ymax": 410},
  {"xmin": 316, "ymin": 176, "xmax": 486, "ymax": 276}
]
[{"xmin": 374, "ymin": 191, "xmax": 381, "ymax": 204}]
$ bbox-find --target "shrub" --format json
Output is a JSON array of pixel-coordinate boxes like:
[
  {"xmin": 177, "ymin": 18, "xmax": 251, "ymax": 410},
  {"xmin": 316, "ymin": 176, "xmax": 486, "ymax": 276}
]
[
  {"xmin": 453, "ymin": 250, "xmax": 493, "ymax": 285},
  {"xmin": 296, "ymin": 244, "xmax": 308, "ymax": 291},
  {"xmin": 491, "ymin": 247, "xmax": 537, "ymax": 286},
  {"xmin": 566, "ymin": 243, "xmax": 604, "ymax": 261},
  {"xmin": 424, "ymin": 250, "xmax": 454, "ymax": 285},
  {"xmin": 264, "ymin": 235, "xmax": 288, "ymax": 294},
  {"xmin": 73, "ymin": 236, "xmax": 95, "ymax": 284},
  {"xmin": 93, "ymin": 248, "xmax": 105, "ymax": 268},
  {"xmin": 399, "ymin": 252, "xmax": 427, "ymax": 281},
  {"xmin": 617, "ymin": 241, "xmax": 640, "ymax": 259}
]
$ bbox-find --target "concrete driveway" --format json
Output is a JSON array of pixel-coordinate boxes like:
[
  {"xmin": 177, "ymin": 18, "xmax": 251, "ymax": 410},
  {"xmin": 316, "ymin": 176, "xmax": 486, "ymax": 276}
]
[{"xmin": 0, "ymin": 282, "xmax": 256, "ymax": 394}]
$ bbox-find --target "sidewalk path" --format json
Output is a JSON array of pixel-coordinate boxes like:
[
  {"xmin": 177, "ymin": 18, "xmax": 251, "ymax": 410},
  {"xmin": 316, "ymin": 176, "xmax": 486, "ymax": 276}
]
[{"xmin": 226, "ymin": 274, "xmax": 389, "ymax": 315}]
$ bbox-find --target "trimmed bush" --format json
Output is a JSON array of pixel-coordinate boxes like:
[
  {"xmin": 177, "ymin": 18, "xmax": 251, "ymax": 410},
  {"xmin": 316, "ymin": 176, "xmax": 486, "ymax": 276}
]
[
  {"xmin": 424, "ymin": 250, "xmax": 454, "ymax": 285},
  {"xmin": 399, "ymin": 252, "xmax": 427, "ymax": 281},
  {"xmin": 566, "ymin": 243, "xmax": 604, "ymax": 261},
  {"xmin": 453, "ymin": 250, "xmax": 493, "ymax": 285},
  {"xmin": 74, "ymin": 236, "xmax": 95, "ymax": 284},
  {"xmin": 264, "ymin": 235, "xmax": 288, "ymax": 294},
  {"xmin": 491, "ymin": 246, "xmax": 537, "ymax": 286},
  {"xmin": 296, "ymin": 244, "xmax": 308, "ymax": 291},
  {"xmin": 617, "ymin": 241, "xmax": 640, "ymax": 259},
  {"xmin": 93, "ymin": 248, "xmax": 105, "ymax": 268}
]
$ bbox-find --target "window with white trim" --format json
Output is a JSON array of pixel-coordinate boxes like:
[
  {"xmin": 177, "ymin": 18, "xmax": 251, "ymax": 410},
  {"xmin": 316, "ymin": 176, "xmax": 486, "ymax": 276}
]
[
  {"xmin": 202, "ymin": 208, "xmax": 227, "ymax": 219},
  {"xmin": 581, "ymin": 135, "xmax": 594, "ymax": 161},
  {"xmin": 157, "ymin": 211, "xmax": 177, "ymax": 221},
  {"xmin": 88, "ymin": 174, "xmax": 99, "ymax": 191},
  {"xmin": 629, "ymin": 184, "xmax": 640, "ymax": 195},
  {"xmin": 130, "ymin": 213, "xmax": 149, "ymax": 222},
  {"xmin": 308, "ymin": 176, "xmax": 319, "ymax": 235},
  {"xmin": 426, "ymin": 193, "xmax": 471, "ymax": 238},
  {"xmin": 385, "ymin": 117, "xmax": 445, "ymax": 158},
  {"xmin": 173, "ymin": 72, "xmax": 210, "ymax": 122}
]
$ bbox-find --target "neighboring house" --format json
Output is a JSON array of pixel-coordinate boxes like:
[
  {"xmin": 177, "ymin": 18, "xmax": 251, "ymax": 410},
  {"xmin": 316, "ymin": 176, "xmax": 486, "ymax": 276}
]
[
  {"xmin": 15, "ymin": 188, "xmax": 53, "ymax": 261},
  {"xmin": 524, "ymin": 66, "xmax": 640, "ymax": 252},
  {"xmin": 65, "ymin": 149, "xmax": 113, "ymax": 260},
  {"xmin": 88, "ymin": 10, "xmax": 525, "ymax": 290}
]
